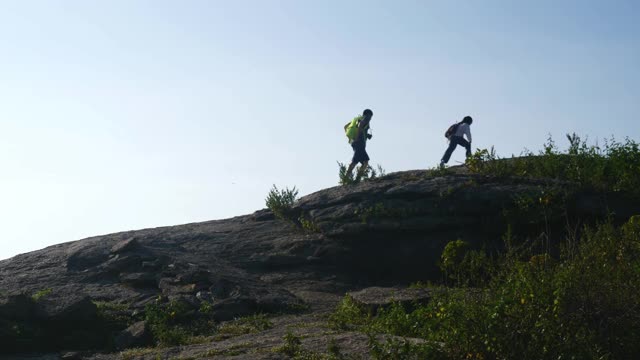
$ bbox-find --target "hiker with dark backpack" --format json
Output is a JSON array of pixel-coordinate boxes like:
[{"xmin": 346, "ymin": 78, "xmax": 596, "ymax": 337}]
[
  {"xmin": 344, "ymin": 109, "xmax": 373, "ymax": 180},
  {"xmin": 440, "ymin": 116, "xmax": 473, "ymax": 167}
]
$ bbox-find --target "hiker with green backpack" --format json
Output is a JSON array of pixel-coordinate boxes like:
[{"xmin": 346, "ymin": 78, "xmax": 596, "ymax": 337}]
[
  {"xmin": 344, "ymin": 109, "xmax": 374, "ymax": 180},
  {"xmin": 440, "ymin": 116, "xmax": 473, "ymax": 167}
]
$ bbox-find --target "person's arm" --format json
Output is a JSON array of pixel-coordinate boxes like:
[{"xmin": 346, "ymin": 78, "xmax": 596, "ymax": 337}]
[{"xmin": 465, "ymin": 125, "xmax": 472, "ymax": 143}]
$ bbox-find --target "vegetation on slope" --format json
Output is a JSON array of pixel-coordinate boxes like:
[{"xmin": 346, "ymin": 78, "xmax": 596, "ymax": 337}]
[
  {"xmin": 467, "ymin": 134, "xmax": 640, "ymax": 195},
  {"xmin": 329, "ymin": 135, "xmax": 640, "ymax": 359}
]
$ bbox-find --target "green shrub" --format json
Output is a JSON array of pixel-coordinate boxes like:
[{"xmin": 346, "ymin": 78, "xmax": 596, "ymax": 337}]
[
  {"xmin": 198, "ymin": 300, "xmax": 213, "ymax": 315},
  {"xmin": 428, "ymin": 165, "xmax": 454, "ymax": 178},
  {"xmin": 439, "ymin": 240, "xmax": 494, "ymax": 287},
  {"xmin": 354, "ymin": 202, "xmax": 417, "ymax": 224},
  {"xmin": 144, "ymin": 300, "xmax": 190, "ymax": 346},
  {"xmin": 467, "ymin": 135, "xmax": 640, "ymax": 195},
  {"xmin": 281, "ymin": 330, "xmax": 302, "ymax": 356},
  {"xmin": 332, "ymin": 218, "xmax": 640, "ymax": 359},
  {"xmin": 265, "ymin": 185, "xmax": 299, "ymax": 220},
  {"xmin": 94, "ymin": 301, "xmax": 133, "ymax": 337},
  {"xmin": 338, "ymin": 162, "xmax": 386, "ymax": 185},
  {"xmin": 465, "ymin": 146, "xmax": 511, "ymax": 177},
  {"xmin": 337, "ymin": 162, "xmax": 355, "ymax": 185},
  {"xmin": 355, "ymin": 203, "xmax": 387, "ymax": 224},
  {"xmin": 298, "ymin": 213, "xmax": 321, "ymax": 233},
  {"xmin": 372, "ymin": 164, "xmax": 387, "ymax": 178},
  {"xmin": 368, "ymin": 334, "xmax": 444, "ymax": 360},
  {"xmin": 144, "ymin": 298, "xmax": 215, "ymax": 347},
  {"xmin": 272, "ymin": 331, "xmax": 309, "ymax": 358},
  {"xmin": 326, "ymin": 338, "xmax": 341, "ymax": 357},
  {"xmin": 329, "ymin": 295, "xmax": 370, "ymax": 330},
  {"xmin": 31, "ymin": 288, "xmax": 52, "ymax": 302},
  {"xmin": 439, "ymin": 240, "xmax": 469, "ymax": 274}
]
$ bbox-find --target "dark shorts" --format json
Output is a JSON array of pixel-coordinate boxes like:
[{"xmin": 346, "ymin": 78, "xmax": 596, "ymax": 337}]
[{"xmin": 351, "ymin": 141, "xmax": 370, "ymax": 164}]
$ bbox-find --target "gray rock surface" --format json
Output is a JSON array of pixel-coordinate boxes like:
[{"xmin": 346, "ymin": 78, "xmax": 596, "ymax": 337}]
[
  {"xmin": 114, "ymin": 321, "xmax": 152, "ymax": 350},
  {"xmin": 0, "ymin": 294, "xmax": 34, "ymax": 320},
  {"xmin": 1, "ymin": 167, "xmax": 638, "ymax": 357},
  {"xmin": 110, "ymin": 237, "xmax": 139, "ymax": 254},
  {"xmin": 35, "ymin": 291, "xmax": 97, "ymax": 323}
]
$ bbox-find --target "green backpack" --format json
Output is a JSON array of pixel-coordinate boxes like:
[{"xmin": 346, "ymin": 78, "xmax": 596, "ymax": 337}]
[{"xmin": 344, "ymin": 115, "xmax": 368, "ymax": 143}]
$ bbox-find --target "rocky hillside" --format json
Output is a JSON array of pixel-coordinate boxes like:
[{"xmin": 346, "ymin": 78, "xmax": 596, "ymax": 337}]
[{"xmin": 1, "ymin": 166, "xmax": 638, "ymax": 359}]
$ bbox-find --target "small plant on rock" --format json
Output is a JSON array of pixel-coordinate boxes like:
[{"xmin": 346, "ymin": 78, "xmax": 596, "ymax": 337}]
[
  {"xmin": 338, "ymin": 162, "xmax": 386, "ymax": 185},
  {"xmin": 215, "ymin": 313, "xmax": 273, "ymax": 340},
  {"xmin": 466, "ymin": 134, "xmax": 640, "ymax": 196},
  {"xmin": 465, "ymin": 146, "xmax": 510, "ymax": 177},
  {"xmin": 31, "ymin": 288, "xmax": 52, "ymax": 302},
  {"xmin": 272, "ymin": 330, "xmax": 304, "ymax": 357},
  {"xmin": 144, "ymin": 299, "xmax": 190, "ymax": 346},
  {"xmin": 329, "ymin": 295, "xmax": 369, "ymax": 330},
  {"xmin": 144, "ymin": 297, "xmax": 216, "ymax": 347},
  {"xmin": 265, "ymin": 185, "xmax": 299, "ymax": 220},
  {"xmin": 298, "ymin": 213, "xmax": 321, "ymax": 233}
]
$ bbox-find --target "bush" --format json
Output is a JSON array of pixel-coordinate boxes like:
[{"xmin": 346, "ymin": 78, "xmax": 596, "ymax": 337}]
[
  {"xmin": 144, "ymin": 300, "xmax": 191, "ymax": 346},
  {"xmin": 331, "ymin": 218, "xmax": 640, "ymax": 359},
  {"xmin": 467, "ymin": 135, "xmax": 640, "ymax": 195},
  {"xmin": 465, "ymin": 146, "xmax": 511, "ymax": 177},
  {"xmin": 298, "ymin": 213, "xmax": 321, "ymax": 233},
  {"xmin": 265, "ymin": 185, "xmax": 299, "ymax": 220},
  {"xmin": 329, "ymin": 295, "xmax": 371, "ymax": 330},
  {"xmin": 144, "ymin": 298, "xmax": 215, "ymax": 347},
  {"xmin": 338, "ymin": 162, "xmax": 386, "ymax": 185},
  {"xmin": 368, "ymin": 334, "xmax": 443, "ymax": 360},
  {"xmin": 439, "ymin": 240, "xmax": 493, "ymax": 287}
]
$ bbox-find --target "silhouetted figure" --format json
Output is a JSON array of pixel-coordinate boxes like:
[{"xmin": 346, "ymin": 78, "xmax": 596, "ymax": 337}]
[
  {"xmin": 441, "ymin": 116, "xmax": 473, "ymax": 167},
  {"xmin": 345, "ymin": 109, "xmax": 373, "ymax": 180}
]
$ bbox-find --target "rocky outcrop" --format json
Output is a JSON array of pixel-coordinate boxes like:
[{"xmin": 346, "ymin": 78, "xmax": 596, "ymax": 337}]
[
  {"xmin": 348, "ymin": 286, "xmax": 438, "ymax": 313},
  {"xmin": 0, "ymin": 289, "xmax": 106, "ymax": 353},
  {"xmin": 1, "ymin": 167, "xmax": 638, "ymax": 356},
  {"xmin": 114, "ymin": 321, "xmax": 152, "ymax": 350}
]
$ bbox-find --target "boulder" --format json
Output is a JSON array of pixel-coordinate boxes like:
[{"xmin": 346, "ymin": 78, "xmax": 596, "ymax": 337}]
[
  {"xmin": 159, "ymin": 278, "xmax": 197, "ymax": 295},
  {"xmin": 177, "ymin": 269, "xmax": 212, "ymax": 284},
  {"xmin": 35, "ymin": 293, "xmax": 97, "ymax": 324},
  {"xmin": 103, "ymin": 254, "xmax": 142, "ymax": 273},
  {"xmin": 120, "ymin": 273, "xmax": 158, "ymax": 288},
  {"xmin": 209, "ymin": 278, "xmax": 238, "ymax": 299},
  {"xmin": 256, "ymin": 291, "xmax": 306, "ymax": 313},
  {"xmin": 210, "ymin": 297, "xmax": 259, "ymax": 321},
  {"xmin": 114, "ymin": 321, "xmax": 152, "ymax": 350},
  {"xmin": 66, "ymin": 246, "xmax": 110, "ymax": 271},
  {"xmin": 196, "ymin": 291, "xmax": 214, "ymax": 303},
  {"xmin": 348, "ymin": 287, "xmax": 437, "ymax": 313},
  {"xmin": 110, "ymin": 237, "xmax": 140, "ymax": 254},
  {"xmin": 0, "ymin": 294, "xmax": 34, "ymax": 320}
]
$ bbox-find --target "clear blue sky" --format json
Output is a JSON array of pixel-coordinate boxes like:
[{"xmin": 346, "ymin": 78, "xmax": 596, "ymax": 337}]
[{"xmin": 1, "ymin": 0, "xmax": 638, "ymax": 260}]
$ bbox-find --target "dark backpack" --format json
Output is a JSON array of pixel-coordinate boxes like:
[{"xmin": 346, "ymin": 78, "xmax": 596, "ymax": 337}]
[{"xmin": 445, "ymin": 122, "xmax": 461, "ymax": 139}]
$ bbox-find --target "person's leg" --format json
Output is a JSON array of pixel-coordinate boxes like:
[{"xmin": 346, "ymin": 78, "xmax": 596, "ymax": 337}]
[
  {"xmin": 441, "ymin": 139, "xmax": 458, "ymax": 165},
  {"xmin": 346, "ymin": 142, "xmax": 360, "ymax": 178},
  {"xmin": 348, "ymin": 142, "xmax": 365, "ymax": 179},
  {"xmin": 458, "ymin": 138, "xmax": 472, "ymax": 158},
  {"xmin": 346, "ymin": 161, "xmax": 357, "ymax": 178},
  {"xmin": 349, "ymin": 141, "xmax": 370, "ymax": 181},
  {"xmin": 356, "ymin": 160, "xmax": 369, "ymax": 181}
]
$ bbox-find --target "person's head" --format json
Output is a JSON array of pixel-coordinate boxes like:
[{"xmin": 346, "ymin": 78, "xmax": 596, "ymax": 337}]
[
  {"xmin": 462, "ymin": 116, "xmax": 473, "ymax": 125},
  {"xmin": 363, "ymin": 109, "xmax": 373, "ymax": 121}
]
